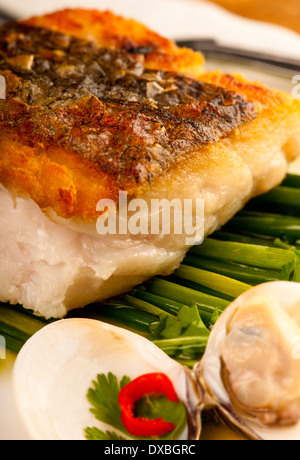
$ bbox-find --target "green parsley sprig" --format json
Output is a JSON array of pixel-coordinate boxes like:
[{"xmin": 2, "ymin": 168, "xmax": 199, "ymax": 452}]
[{"xmin": 84, "ymin": 372, "xmax": 187, "ymax": 441}]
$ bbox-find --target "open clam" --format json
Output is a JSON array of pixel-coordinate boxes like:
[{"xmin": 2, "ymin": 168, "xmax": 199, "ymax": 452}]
[
  {"xmin": 12, "ymin": 318, "xmax": 201, "ymax": 440},
  {"xmin": 198, "ymin": 281, "xmax": 300, "ymax": 440},
  {"xmin": 13, "ymin": 281, "xmax": 300, "ymax": 440}
]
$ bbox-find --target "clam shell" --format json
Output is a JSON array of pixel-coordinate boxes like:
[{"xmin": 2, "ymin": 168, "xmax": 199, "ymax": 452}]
[
  {"xmin": 199, "ymin": 281, "xmax": 300, "ymax": 440},
  {"xmin": 13, "ymin": 318, "xmax": 199, "ymax": 440}
]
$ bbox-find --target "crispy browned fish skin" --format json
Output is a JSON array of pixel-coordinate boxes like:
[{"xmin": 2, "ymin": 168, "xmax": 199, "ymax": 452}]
[
  {"xmin": 0, "ymin": 11, "xmax": 298, "ymax": 222},
  {"xmin": 0, "ymin": 21, "xmax": 261, "ymax": 219},
  {"xmin": 22, "ymin": 8, "xmax": 205, "ymax": 79}
]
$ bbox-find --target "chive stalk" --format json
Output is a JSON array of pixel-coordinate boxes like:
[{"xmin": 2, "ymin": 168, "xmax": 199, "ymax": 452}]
[
  {"xmin": 225, "ymin": 211, "xmax": 300, "ymax": 242},
  {"xmin": 69, "ymin": 303, "xmax": 155, "ymax": 336},
  {"xmin": 174, "ymin": 265, "xmax": 250, "ymax": 299},
  {"xmin": 0, "ymin": 304, "xmax": 45, "ymax": 337},
  {"xmin": 282, "ymin": 173, "xmax": 300, "ymax": 189},
  {"xmin": 1, "ymin": 334, "xmax": 26, "ymax": 355},
  {"xmin": 153, "ymin": 336, "xmax": 208, "ymax": 359},
  {"xmin": 183, "ymin": 255, "xmax": 279, "ymax": 285},
  {"xmin": 248, "ymin": 187, "xmax": 300, "ymax": 216},
  {"xmin": 191, "ymin": 239, "xmax": 294, "ymax": 270},
  {"xmin": 130, "ymin": 289, "xmax": 184, "ymax": 316},
  {"xmin": 0, "ymin": 303, "xmax": 46, "ymax": 353},
  {"xmin": 123, "ymin": 295, "xmax": 175, "ymax": 318},
  {"xmin": 213, "ymin": 231, "xmax": 292, "ymax": 249},
  {"xmin": 147, "ymin": 279, "xmax": 229, "ymax": 323}
]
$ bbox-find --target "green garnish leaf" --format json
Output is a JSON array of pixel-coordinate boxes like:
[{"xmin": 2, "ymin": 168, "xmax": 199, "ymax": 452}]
[
  {"xmin": 149, "ymin": 305, "xmax": 210, "ymax": 362},
  {"xmin": 281, "ymin": 250, "xmax": 300, "ymax": 282},
  {"xmin": 86, "ymin": 373, "xmax": 131, "ymax": 438},
  {"xmin": 84, "ymin": 427, "xmax": 126, "ymax": 441},
  {"xmin": 135, "ymin": 394, "xmax": 187, "ymax": 440},
  {"xmin": 209, "ymin": 308, "xmax": 220, "ymax": 328},
  {"xmin": 149, "ymin": 305, "xmax": 210, "ymax": 340},
  {"xmin": 84, "ymin": 373, "xmax": 187, "ymax": 441}
]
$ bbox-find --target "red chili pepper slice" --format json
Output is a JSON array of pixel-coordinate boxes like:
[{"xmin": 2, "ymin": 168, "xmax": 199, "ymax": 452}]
[{"xmin": 118, "ymin": 372, "xmax": 179, "ymax": 437}]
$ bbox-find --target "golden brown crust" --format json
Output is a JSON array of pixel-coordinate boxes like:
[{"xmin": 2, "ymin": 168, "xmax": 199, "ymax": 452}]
[
  {"xmin": 200, "ymin": 71, "xmax": 285, "ymax": 111},
  {"xmin": 0, "ymin": 133, "xmax": 119, "ymax": 219},
  {"xmin": 22, "ymin": 8, "xmax": 205, "ymax": 79},
  {"xmin": 0, "ymin": 10, "xmax": 298, "ymax": 221},
  {"xmin": 0, "ymin": 19, "xmax": 260, "ymax": 219}
]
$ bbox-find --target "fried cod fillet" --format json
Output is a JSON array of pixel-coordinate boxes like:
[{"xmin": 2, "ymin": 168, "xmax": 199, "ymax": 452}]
[{"xmin": 0, "ymin": 10, "xmax": 300, "ymax": 318}]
